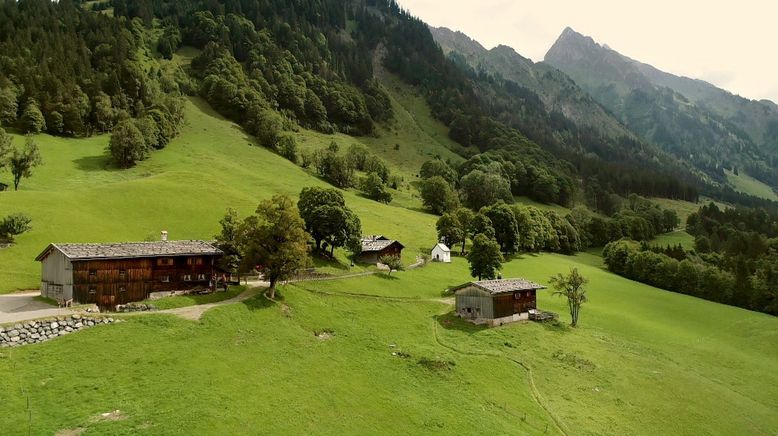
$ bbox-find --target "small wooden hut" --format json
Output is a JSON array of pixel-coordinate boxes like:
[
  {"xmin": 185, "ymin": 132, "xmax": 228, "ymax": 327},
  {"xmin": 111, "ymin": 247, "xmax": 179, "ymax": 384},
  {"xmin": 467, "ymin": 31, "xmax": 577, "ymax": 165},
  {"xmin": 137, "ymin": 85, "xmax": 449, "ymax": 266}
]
[{"xmin": 452, "ymin": 278, "xmax": 546, "ymax": 326}]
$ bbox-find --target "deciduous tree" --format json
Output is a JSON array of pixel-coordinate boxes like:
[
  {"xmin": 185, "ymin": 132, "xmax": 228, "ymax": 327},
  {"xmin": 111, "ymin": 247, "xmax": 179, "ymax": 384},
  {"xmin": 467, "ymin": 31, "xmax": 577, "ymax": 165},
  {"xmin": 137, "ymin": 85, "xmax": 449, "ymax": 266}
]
[
  {"xmin": 549, "ymin": 268, "xmax": 588, "ymax": 327},
  {"xmin": 466, "ymin": 234, "xmax": 503, "ymax": 280},
  {"xmin": 9, "ymin": 136, "xmax": 42, "ymax": 190},
  {"xmin": 109, "ymin": 119, "xmax": 147, "ymax": 168},
  {"xmin": 238, "ymin": 195, "xmax": 311, "ymax": 297}
]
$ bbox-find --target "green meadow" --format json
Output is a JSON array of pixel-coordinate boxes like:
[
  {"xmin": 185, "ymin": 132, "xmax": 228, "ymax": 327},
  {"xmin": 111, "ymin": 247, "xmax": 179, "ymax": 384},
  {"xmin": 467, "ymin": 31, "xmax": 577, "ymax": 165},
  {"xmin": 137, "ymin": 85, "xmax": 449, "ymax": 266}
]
[
  {"xmin": 0, "ymin": 96, "xmax": 445, "ymax": 291},
  {"xmin": 725, "ymin": 169, "xmax": 778, "ymax": 202},
  {"xmin": 1, "ymin": 255, "xmax": 775, "ymax": 434},
  {"xmin": 0, "ymin": 88, "xmax": 775, "ymax": 435}
]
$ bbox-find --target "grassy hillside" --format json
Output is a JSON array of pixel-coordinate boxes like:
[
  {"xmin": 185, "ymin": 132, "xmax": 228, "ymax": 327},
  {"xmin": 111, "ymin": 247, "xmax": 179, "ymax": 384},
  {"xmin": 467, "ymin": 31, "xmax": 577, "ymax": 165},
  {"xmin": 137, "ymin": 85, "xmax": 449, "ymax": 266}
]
[
  {"xmin": 0, "ymin": 97, "xmax": 441, "ymax": 292},
  {"xmin": 725, "ymin": 169, "xmax": 778, "ymax": 202},
  {"xmin": 1, "ymin": 254, "xmax": 775, "ymax": 434}
]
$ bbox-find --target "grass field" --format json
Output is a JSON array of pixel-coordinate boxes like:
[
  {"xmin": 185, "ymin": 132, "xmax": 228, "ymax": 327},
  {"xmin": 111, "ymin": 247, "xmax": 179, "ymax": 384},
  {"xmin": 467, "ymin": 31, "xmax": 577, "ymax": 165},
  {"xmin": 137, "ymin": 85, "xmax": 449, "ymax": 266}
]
[
  {"xmin": 1, "ymin": 254, "xmax": 775, "ymax": 434},
  {"xmin": 140, "ymin": 286, "xmax": 246, "ymax": 310},
  {"xmin": 725, "ymin": 169, "xmax": 778, "ymax": 202},
  {"xmin": 0, "ymin": 97, "xmax": 443, "ymax": 292},
  {"xmin": 652, "ymin": 229, "xmax": 695, "ymax": 250},
  {"xmin": 0, "ymin": 61, "xmax": 775, "ymax": 434}
]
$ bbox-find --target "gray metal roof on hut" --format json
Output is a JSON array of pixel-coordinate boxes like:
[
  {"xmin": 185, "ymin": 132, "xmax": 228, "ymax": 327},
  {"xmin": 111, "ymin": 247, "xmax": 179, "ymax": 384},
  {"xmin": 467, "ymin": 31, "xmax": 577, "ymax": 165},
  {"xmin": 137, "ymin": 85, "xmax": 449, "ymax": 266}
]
[
  {"xmin": 35, "ymin": 240, "xmax": 223, "ymax": 261},
  {"xmin": 452, "ymin": 278, "xmax": 546, "ymax": 295}
]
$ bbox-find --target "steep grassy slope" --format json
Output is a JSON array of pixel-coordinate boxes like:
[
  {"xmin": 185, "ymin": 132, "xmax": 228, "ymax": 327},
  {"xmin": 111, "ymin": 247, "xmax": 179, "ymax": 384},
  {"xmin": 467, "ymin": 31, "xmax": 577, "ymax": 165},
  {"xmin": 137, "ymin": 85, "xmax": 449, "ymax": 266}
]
[
  {"xmin": 725, "ymin": 169, "xmax": 778, "ymax": 202},
  {"xmin": 1, "ymin": 254, "xmax": 775, "ymax": 434},
  {"xmin": 0, "ymin": 97, "xmax": 441, "ymax": 292},
  {"xmin": 295, "ymin": 254, "xmax": 778, "ymax": 435}
]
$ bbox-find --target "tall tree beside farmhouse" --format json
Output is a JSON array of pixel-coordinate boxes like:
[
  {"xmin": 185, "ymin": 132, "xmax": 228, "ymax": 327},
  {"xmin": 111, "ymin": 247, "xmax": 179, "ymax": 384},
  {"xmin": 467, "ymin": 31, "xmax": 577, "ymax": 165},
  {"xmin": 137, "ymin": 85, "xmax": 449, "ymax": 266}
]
[
  {"xmin": 8, "ymin": 136, "xmax": 42, "ymax": 191},
  {"xmin": 298, "ymin": 187, "xmax": 361, "ymax": 255},
  {"xmin": 109, "ymin": 120, "xmax": 148, "ymax": 168},
  {"xmin": 549, "ymin": 268, "xmax": 588, "ymax": 327},
  {"xmin": 238, "ymin": 195, "xmax": 310, "ymax": 298},
  {"xmin": 214, "ymin": 208, "xmax": 243, "ymax": 275},
  {"xmin": 467, "ymin": 234, "xmax": 503, "ymax": 280}
]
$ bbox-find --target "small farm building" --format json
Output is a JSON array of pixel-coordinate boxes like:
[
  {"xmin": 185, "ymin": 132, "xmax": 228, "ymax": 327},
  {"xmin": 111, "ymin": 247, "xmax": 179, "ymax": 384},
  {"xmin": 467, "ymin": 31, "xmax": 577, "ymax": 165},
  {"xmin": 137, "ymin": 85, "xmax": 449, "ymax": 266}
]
[
  {"xmin": 35, "ymin": 235, "xmax": 224, "ymax": 310},
  {"xmin": 452, "ymin": 278, "xmax": 546, "ymax": 326},
  {"xmin": 358, "ymin": 235, "xmax": 404, "ymax": 264},
  {"xmin": 431, "ymin": 243, "xmax": 451, "ymax": 263}
]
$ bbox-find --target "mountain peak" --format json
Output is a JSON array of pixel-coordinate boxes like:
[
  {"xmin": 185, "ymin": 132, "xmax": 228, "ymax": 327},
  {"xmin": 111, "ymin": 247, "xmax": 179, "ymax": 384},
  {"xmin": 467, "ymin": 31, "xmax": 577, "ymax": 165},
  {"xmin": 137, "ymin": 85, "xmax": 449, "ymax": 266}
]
[{"xmin": 545, "ymin": 27, "xmax": 601, "ymax": 63}]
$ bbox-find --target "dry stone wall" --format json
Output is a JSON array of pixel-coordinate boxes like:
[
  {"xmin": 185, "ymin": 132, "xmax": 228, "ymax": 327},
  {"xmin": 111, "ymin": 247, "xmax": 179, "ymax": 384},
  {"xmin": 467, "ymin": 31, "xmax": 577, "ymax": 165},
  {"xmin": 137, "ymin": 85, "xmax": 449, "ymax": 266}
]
[{"xmin": 0, "ymin": 315, "xmax": 118, "ymax": 347}]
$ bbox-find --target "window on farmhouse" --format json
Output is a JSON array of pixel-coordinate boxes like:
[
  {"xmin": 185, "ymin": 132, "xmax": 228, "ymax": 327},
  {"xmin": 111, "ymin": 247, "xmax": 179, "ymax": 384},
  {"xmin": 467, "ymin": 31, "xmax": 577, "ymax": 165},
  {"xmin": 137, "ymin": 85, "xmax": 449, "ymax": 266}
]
[
  {"xmin": 183, "ymin": 274, "xmax": 192, "ymax": 281},
  {"xmin": 161, "ymin": 275, "xmax": 170, "ymax": 283},
  {"xmin": 119, "ymin": 286, "xmax": 126, "ymax": 293},
  {"xmin": 88, "ymin": 288, "xmax": 96, "ymax": 294},
  {"xmin": 187, "ymin": 257, "xmax": 204, "ymax": 265},
  {"xmin": 197, "ymin": 273, "xmax": 206, "ymax": 281},
  {"xmin": 89, "ymin": 269, "xmax": 96, "ymax": 277},
  {"xmin": 157, "ymin": 258, "xmax": 174, "ymax": 266},
  {"xmin": 119, "ymin": 269, "xmax": 127, "ymax": 279}
]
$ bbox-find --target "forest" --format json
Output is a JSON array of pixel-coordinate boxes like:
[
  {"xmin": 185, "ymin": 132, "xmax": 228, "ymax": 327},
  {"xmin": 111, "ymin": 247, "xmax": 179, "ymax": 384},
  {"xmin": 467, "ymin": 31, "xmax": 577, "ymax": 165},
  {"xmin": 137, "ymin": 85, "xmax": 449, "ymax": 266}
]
[{"xmin": 602, "ymin": 203, "xmax": 778, "ymax": 315}]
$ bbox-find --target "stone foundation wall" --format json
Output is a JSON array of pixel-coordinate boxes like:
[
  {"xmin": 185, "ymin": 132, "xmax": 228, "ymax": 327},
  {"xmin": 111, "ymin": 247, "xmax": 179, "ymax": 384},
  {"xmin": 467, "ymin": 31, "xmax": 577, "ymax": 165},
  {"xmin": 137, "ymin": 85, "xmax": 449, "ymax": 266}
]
[{"xmin": 0, "ymin": 315, "xmax": 118, "ymax": 348}]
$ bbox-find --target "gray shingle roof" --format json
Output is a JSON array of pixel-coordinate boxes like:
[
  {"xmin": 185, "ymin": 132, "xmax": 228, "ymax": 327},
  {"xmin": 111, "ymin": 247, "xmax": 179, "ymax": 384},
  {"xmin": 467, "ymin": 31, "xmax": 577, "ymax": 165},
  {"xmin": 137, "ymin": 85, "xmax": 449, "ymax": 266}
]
[
  {"xmin": 454, "ymin": 278, "xmax": 546, "ymax": 294},
  {"xmin": 36, "ymin": 240, "xmax": 222, "ymax": 261},
  {"xmin": 360, "ymin": 236, "xmax": 404, "ymax": 252}
]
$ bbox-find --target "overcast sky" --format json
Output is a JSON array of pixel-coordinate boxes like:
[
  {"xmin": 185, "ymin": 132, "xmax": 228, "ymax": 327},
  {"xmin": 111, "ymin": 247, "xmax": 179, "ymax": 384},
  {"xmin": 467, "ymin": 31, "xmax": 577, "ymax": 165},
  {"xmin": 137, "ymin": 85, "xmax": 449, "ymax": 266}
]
[{"xmin": 397, "ymin": 0, "xmax": 778, "ymax": 103}]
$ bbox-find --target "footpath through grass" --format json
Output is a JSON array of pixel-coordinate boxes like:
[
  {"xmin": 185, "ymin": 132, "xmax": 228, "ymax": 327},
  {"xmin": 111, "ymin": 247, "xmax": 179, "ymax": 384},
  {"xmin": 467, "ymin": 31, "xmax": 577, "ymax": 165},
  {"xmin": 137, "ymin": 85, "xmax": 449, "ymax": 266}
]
[{"xmin": 0, "ymin": 253, "xmax": 775, "ymax": 434}]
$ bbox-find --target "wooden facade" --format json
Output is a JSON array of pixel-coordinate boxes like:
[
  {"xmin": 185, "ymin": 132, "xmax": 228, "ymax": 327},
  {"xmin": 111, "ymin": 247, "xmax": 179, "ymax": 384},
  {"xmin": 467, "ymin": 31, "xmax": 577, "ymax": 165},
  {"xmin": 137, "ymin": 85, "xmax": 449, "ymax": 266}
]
[
  {"xmin": 70, "ymin": 255, "xmax": 219, "ymax": 308},
  {"xmin": 453, "ymin": 278, "xmax": 545, "ymax": 326},
  {"xmin": 358, "ymin": 236, "xmax": 404, "ymax": 264},
  {"xmin": 36, "ymin": 240, "xmax": 223, "ymax": 310}
]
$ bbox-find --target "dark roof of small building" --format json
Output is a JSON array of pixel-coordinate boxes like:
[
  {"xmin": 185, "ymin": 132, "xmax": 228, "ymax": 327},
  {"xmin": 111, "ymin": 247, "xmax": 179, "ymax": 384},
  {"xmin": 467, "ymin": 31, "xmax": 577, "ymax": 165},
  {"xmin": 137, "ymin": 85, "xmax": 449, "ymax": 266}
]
[
  {"xmin": 35, "ymin": 240, "xmax": 223, "ymax": 261},
  {"xmin": 452, "ymin": 278, "xmax": 546, "ymax": 295},
  {"xmin": 360, "ymin": 235, "xmax": 404, "ymax": 252}
]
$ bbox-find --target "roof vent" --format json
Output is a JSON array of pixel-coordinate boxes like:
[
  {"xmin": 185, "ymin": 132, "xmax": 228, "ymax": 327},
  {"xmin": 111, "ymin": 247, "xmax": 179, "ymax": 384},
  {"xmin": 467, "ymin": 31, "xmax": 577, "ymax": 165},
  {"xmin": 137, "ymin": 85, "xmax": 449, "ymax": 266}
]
[{"xmin": 161, "ymin": 230, "xmax": 168, "ymax": 242}]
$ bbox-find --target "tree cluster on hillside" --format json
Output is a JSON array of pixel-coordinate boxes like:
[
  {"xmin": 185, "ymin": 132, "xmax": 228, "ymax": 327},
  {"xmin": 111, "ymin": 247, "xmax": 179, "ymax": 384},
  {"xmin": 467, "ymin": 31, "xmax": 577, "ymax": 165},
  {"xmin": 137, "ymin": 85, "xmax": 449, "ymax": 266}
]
[
  {"xmin": 602, "ymin": 202, "xmax": 778, "ymax": 315},
  {"xmin": 0, "ymin": 0, "xmax": 184, "ymax": 143},
  {"xmin": 303, "ymin": 142, "xmax": 393, "ymax": 202},
  {"xmin": 298, "ymin": 186, "xmax": 362, "ymax": 257},
  {"xmin": 117, "ymin": 0, "xmax": 393, "ymax": 138},
  {"xmin": 436, "ymin": 194, "xmax": 678, "ymax": 260}
]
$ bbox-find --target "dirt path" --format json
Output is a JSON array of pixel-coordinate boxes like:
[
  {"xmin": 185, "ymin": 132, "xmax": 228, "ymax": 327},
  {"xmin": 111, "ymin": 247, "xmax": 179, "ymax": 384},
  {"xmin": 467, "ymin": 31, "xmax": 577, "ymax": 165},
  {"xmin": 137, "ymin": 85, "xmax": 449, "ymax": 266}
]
[
  {"xmin": 288, "ymin": 282, "xmax": 568, "ymax": 435},
  {"xmin": 0, "ymin": 292, "xmax": 76, "ymax": 324}
]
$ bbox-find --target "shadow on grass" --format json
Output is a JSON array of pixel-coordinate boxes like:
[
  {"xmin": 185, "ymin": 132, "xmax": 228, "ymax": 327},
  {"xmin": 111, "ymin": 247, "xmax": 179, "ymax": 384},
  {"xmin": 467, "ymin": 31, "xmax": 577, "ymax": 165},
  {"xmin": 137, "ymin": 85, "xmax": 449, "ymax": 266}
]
[
  {"xmin": 434, "ymin": 312, "xmax": 488, "ymax": 334},
  {"xmin": 375, "ymin": 273, "xmax": 399, "ymax": 281},
  {"xmin": 311, "ymin": 253, "xmax": 350, "ymax": 271},
  {"xmin": 73, "ymin": 154, "xmax": 115, "ymax": 172},
  {"xmin": 241, "ymin": 293, "xmax": 275, "ymax": 311}
]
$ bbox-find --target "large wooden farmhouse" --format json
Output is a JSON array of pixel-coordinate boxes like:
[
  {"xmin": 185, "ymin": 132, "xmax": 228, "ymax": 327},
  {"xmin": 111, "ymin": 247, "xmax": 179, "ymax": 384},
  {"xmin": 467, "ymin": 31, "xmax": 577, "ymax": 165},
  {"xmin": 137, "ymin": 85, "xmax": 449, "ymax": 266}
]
[
  {"xmin": 453, "ymin": 278, "xmax": 546, "ymax": 326},
  {"xmin": 358, "ymin": 235, "xmax": 404, "ymax": 264},
  {"xmin": 35, "ymin": 237, "xmax": 223, "ymax": 309}
]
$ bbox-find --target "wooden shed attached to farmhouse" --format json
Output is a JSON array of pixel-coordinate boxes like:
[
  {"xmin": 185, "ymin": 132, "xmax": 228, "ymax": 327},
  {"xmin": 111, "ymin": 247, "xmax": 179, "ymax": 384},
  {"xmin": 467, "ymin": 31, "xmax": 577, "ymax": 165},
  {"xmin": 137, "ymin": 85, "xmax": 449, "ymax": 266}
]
[
  {"xmin": 358, "ymin": 235, "xmax": 404, "ymax": 264},
  {"xmin": 452, "ymin": 278, "xmax": 546, "ymax": 326},
  {"xmin": 35, "ymin": 236, "xmax": 223, "ymax": 310}
]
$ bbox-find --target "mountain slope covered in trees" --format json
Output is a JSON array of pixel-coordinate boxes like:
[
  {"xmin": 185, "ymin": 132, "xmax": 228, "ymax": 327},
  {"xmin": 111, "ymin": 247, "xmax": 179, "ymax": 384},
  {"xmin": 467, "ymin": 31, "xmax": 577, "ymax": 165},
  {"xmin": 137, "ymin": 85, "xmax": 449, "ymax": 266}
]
[{"xmin": 545, "ymin": 27, "xmax": 778, "ymax": 194}]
